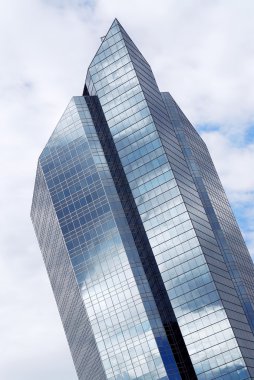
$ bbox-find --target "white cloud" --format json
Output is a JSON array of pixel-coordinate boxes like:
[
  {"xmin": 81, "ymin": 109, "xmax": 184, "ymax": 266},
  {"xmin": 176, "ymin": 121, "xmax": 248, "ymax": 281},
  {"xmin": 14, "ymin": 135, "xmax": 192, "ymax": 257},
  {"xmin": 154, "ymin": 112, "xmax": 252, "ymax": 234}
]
[
  {"xmin": 1, "ymin": 0, "xmax": 254, "ymax": 378},
  {"xmin": 201, "ymin": 131, "xmax": 254, "ymax": 193}
]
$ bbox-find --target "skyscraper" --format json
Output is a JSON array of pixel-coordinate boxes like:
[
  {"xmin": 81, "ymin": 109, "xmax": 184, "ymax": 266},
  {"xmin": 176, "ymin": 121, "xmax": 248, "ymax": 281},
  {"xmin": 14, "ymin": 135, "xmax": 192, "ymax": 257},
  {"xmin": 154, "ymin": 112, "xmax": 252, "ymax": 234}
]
[{"xmin": 31, "ymin": 19, "xmax": 254, "ymax": 380}]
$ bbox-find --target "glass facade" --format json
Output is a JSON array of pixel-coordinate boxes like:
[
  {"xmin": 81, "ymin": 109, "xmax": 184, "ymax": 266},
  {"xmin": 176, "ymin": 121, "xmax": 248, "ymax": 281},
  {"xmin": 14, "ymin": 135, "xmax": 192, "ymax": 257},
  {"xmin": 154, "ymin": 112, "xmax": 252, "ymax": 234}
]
[{"xmin": 31, "ymin": 19, "xmax": 254, "ymax": 380}]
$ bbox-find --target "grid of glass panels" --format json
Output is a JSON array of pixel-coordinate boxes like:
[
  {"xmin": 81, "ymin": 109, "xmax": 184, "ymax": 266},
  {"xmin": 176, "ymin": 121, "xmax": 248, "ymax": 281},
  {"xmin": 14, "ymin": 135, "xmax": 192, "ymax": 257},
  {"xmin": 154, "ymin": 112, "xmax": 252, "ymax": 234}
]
[
  {"xmin": 161, "ymin": 92, "xmax": 254, "ymax": 378},
  {"xmin": 36, "ymin": 96, "xmax": 181, "ymax": 380},
  {"xmin": 163, "ymin": 91, "xmax": 254, "ymax": 332},
  {"xmin": 84, "ymin": 94, "xmax": 197, "ymax": 379},
  {"xmin": 31, "ymin": 165, "xmax": 107, "ymax": 380},
  {"xmin": 86, "ymin": 19, "xmax": 252, "ymax": 379}
]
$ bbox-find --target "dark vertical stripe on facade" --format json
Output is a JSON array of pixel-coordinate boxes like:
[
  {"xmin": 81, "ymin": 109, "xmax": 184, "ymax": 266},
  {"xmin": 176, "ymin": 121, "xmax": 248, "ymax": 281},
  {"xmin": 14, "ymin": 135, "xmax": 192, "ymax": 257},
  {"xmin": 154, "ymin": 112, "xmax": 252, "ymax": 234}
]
[{"xmin": 85, "ymin": 95, "xmax": 198, "ymax": 380}]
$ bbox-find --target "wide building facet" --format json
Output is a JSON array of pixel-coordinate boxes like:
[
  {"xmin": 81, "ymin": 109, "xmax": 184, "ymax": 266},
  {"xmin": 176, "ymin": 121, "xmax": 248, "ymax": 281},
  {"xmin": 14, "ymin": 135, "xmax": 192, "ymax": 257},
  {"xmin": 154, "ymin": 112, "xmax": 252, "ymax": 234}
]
[{"xmin": 31, "ymin": 19, "xmax": 254, "ymax": 380}]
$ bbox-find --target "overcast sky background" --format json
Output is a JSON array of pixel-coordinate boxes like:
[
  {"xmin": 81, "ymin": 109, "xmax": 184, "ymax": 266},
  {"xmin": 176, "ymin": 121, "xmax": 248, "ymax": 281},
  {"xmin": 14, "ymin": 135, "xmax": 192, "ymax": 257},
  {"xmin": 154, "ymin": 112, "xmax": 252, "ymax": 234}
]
[{"xmin": 1, "ymin": 1, "xmax": 254, "ymax": 379}]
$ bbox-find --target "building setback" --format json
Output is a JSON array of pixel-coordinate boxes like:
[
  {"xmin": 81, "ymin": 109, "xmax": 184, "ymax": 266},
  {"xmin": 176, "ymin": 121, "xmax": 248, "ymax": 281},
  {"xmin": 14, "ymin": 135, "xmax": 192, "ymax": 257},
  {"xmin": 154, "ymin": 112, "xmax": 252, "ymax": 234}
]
[{"xmin": 31, "ymin": 19, "xmax": 254, "ymax": 380}]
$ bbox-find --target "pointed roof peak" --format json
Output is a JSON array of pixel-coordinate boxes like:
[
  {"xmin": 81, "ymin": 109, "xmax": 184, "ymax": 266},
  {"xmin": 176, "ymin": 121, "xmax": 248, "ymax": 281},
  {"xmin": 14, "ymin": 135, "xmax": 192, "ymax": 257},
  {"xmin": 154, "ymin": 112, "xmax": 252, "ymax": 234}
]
[
  {"xmin": 112, "ymin": 18, "xmax": 119, "ymax": 25},
  {"xmin": 88, "ymin": 18, "xmax": 124, "ymax": 68},
  {"xmin": 112, "ymin": 18, "xmax": 123, "ymax": 27},
  {"xmin": 99, "ymin": 18, "xmax": 122, "ymax": 43},
  {"xmin": 107, "ymin": 18, "xmax": 120, "ymax": 31},
  {"xmin": 87, "ymin": 18, "xmax": 149, "ymax": 75},
  {"xmin": 106, "ymin": 18, "xmax": 125, "ymax": 36},
  {"xmin": 108, "ymin": 18, "xmax": 126, "ymax": 34}
]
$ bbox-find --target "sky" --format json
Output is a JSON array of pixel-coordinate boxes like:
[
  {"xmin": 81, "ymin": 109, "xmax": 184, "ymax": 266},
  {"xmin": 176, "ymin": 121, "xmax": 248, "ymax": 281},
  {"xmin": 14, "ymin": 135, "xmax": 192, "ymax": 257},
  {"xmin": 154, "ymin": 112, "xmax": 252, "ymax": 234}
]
[{"xmin": 0, "ymin": 0, "xmax": 254, "ymax": 379}]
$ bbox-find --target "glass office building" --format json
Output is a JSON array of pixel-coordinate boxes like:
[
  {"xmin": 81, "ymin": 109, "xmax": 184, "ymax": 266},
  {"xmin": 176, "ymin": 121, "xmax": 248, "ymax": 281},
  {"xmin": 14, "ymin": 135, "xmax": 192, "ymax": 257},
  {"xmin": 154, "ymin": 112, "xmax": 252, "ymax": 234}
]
[{"xmin": 31, "ymin": 19, "xmax": 254, "ymax": 380}]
